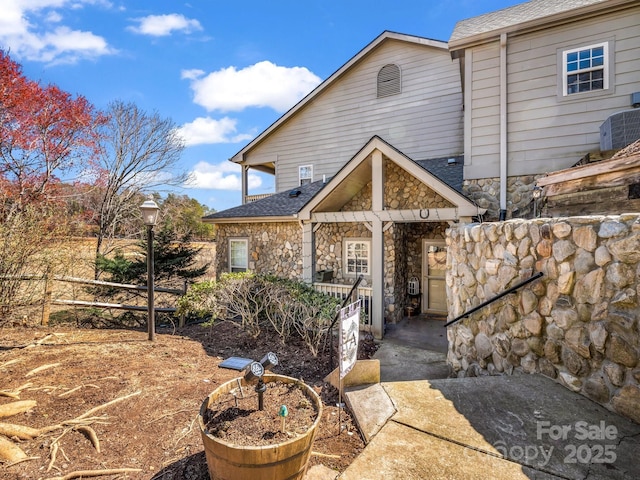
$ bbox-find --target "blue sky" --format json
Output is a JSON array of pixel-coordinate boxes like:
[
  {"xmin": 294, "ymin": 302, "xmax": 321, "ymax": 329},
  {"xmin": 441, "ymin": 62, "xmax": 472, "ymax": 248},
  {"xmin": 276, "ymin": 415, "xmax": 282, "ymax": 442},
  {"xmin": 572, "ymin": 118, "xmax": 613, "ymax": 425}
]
[{"xmin": 0, "ymin": 0, "xmax": 522, "ymax": 212}]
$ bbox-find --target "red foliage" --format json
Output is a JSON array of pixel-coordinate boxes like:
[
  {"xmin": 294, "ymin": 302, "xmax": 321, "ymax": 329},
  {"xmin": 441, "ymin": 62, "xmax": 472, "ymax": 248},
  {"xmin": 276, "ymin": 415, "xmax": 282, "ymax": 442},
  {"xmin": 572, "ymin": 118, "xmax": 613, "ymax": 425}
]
[{"xmin": 0, "ymin": 50, "xmax": 106, "ymax": 208}]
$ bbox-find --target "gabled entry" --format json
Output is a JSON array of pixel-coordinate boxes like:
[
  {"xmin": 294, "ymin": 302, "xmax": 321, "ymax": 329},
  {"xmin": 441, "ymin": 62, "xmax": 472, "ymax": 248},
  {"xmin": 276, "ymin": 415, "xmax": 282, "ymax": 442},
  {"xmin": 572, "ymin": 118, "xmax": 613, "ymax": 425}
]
[{"xmin": 297, "ymin": 136, "xmax": 484, "ymax": 339}]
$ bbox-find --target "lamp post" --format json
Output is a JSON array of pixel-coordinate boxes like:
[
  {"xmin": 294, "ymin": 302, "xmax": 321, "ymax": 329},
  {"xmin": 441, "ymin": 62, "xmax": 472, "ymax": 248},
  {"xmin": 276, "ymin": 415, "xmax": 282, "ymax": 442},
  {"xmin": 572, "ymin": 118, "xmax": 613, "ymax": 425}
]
[
  {"xmin": 140, "ymin": 198, "xmax": 160, "ymax": 341},
  {"xmin": 532, "ymin": 186, "xmax": 543, "ymax": 218}
]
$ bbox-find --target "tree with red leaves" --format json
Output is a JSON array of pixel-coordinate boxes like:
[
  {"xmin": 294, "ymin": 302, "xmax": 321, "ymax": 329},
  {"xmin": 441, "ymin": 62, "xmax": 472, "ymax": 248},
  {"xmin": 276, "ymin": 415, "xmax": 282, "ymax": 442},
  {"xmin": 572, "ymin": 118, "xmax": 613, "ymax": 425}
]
[
  {"xmin": 0, "ymin": 50, "xmax": 105, "ymax": 320},
  {"xmin": 0, "ymin": 50, "xmax": 105, "ymax": 214}
]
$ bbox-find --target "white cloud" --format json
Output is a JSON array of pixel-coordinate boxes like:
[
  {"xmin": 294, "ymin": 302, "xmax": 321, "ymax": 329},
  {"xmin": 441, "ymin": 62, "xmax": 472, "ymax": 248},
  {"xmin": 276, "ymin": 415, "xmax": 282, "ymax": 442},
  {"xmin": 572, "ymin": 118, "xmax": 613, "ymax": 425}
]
[
  {"xmin": 176, "ymin": 116, "xmax": 254, "ymax": 146},
  {"xmin": 128, "ymin": 14, "xmax": 202, "ymax": 37},
  {"xmin": 181, "ymin": 68, "xmax": 205, "ymax": 80},
  {"xmin": 187, "ymin": 161, "xmax": 262, "ymax": 190},
  {"xmin": 0, "ymin": 0, "xmax": 116, "ymax": 64},
  {"xmin": 183, "ymin": 60, "xmax": 321, "ymax": 113}
]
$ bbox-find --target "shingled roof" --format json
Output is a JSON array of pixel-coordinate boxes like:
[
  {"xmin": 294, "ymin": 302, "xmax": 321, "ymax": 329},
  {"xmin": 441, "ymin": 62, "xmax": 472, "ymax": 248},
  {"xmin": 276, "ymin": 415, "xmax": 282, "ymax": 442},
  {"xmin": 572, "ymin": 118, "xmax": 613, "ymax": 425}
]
[
  {"xmin": 450, "ymin": 0, "xmax": 610, "ymax": 46},
  {"xmin": 415, "ymin": 156, "xmax": 464, "ymax": 194},
  {"xmin": 204, "ymin": 154, "xmax": 467, "ymax": 223},
  {"xmin": 203, "ymin": 180, "xmax": 326, "ymax": 222}
]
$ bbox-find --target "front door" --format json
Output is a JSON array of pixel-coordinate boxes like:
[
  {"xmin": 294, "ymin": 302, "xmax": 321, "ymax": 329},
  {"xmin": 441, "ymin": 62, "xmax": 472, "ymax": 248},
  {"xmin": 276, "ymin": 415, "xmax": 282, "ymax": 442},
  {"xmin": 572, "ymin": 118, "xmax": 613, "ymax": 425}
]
[{"xmin": 422, "ymin": 240, "xmax": 447, "ymax": 314}]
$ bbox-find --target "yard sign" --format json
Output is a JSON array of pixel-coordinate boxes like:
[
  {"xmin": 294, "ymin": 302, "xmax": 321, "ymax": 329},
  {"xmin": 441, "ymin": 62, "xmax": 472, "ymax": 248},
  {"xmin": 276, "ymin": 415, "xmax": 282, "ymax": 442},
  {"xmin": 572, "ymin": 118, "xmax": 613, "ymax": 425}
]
[{"xmin": 339, "ymin": 299, "xmax": 361, "ymax": 379}]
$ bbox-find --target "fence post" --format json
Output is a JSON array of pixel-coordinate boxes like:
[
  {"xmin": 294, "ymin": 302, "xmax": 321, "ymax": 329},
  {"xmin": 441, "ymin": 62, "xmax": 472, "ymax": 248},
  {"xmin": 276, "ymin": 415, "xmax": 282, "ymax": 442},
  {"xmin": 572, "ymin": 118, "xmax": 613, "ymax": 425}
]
[
  {"xmin": 178, "ymin": 280, "xmax": 187, "ymax": 328},
  {"xmin": 41, "ymin": 271, "xmax": 53, "ymax": 326}
]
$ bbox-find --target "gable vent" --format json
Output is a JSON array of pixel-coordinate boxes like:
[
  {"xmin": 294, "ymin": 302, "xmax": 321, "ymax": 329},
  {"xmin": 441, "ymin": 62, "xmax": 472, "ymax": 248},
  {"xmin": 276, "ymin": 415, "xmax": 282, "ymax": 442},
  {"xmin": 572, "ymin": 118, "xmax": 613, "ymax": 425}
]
[{"xmin": 377, "ymin": 64, "xmax": 401, "ymax": 98}]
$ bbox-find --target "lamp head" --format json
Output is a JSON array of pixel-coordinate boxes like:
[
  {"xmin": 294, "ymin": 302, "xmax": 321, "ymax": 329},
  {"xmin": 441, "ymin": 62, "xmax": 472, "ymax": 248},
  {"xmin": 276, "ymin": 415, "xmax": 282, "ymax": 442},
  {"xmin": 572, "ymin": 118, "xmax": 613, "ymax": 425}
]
[
  {"xmin": 140, "ymin": 198, "xmax": 160, "ymax": 226},
  {"xmin": 243, "ymin": 361, "xmax": 265, "ymax": 383}
]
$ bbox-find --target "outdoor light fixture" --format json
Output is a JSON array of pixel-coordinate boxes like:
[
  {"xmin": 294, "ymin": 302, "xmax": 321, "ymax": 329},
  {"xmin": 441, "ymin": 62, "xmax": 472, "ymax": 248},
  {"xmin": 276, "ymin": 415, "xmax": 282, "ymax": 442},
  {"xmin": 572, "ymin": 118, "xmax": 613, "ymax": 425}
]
[
  {"xmin": 260, "ymin": 352, "xmax": 279, "ymax": 371},
  {"xmin": 243, "ymin": 361, "xmax": 265, "ymax": 383},
  {"xmin": 532, "ymin": 186, "xmax": 543, "ymax": 199},
  {"xmin": 243, "ymin": 353, "xmax": 278, "ymax": 411},
  {"xmin": 139, "ymin": 197, "xmax": 160, "ymax": 342},
  {"xmin": 532, "ymin": 186, "xmax": 543, "ymax": 218},
  {"xmin": 140, "ymin": 198, "xmax": 160, "ymax": 226}
]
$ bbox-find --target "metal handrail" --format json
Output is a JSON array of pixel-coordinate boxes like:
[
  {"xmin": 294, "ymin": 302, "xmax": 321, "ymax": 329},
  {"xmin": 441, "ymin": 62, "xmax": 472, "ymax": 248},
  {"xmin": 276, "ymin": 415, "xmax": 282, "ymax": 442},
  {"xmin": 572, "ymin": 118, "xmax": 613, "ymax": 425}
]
[{"xmin": 444, "ymin": 271, "xmax": 544, "ymax": 327}]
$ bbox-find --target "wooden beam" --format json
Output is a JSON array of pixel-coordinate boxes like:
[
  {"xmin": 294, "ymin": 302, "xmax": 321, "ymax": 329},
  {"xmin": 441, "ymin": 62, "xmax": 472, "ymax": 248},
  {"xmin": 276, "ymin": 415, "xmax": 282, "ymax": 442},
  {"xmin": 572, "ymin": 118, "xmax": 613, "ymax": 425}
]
[
  {"xmin": 544, "ymin": 186, "xmax": 640, "ymax": 216},
  {"xmin": 537, "ymin": 152, "xmax": 640, "ymax": 187},
  {"xmin": 544, "ymin": 167, "xmax": 640, "ymax": 197},
  {"xmin": 310, "ymin": 208, "xmax": 467, "ymax": 223}
]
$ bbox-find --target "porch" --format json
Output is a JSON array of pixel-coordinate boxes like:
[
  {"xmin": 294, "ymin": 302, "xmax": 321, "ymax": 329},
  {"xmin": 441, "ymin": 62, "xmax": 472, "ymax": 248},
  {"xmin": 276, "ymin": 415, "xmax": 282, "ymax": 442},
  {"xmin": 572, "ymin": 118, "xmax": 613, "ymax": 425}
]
[{"xmin": 312, "ymin": 281, "xmax": 373, "ymax": 329}]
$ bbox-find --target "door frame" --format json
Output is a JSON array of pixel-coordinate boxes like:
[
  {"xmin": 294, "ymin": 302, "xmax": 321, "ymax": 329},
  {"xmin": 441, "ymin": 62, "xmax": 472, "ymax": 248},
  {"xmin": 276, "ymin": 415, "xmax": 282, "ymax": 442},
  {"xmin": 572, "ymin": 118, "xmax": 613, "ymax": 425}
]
[{"xmin": 421, "ymin": 239, "xmax": 447, "ymax": 314}]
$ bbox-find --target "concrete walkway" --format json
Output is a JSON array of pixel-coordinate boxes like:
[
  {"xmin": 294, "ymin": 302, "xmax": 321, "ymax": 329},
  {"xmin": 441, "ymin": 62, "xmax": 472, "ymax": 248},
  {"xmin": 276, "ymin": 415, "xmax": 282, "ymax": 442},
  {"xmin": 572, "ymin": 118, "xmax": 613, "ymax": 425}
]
[{"xmin": 336, "ymin": 317, "xmax": 640, "ymax": 480}]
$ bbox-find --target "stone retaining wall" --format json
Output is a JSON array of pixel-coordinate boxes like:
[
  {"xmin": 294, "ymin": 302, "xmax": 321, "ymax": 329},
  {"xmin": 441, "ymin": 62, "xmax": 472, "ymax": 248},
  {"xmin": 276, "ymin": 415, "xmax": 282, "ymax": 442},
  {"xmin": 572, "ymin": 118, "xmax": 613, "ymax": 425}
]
[{"xmin": 446, "ymin": 215, "xmax": 640, "ymax": 423}]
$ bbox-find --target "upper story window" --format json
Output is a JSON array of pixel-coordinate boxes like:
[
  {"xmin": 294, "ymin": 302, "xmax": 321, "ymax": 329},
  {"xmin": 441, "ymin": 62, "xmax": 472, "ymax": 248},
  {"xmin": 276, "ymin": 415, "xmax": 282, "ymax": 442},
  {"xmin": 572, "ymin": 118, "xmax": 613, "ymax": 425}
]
[
  {"xmin": 377, "ymin": 64, "xmax": 401, "ymax": 98},
  {"xmin": 229, "ymin": 238, "xmax": 248, "ymax": 272},
  {"xmin": 299, "ymin": 165, "xmax": 313, "ymax": 185},
  {"xmin": 562, "ymin": 42, "xmax": 608, "ymax": 96},
  {"xmin": 345, "ymin": 239, "xmax": 370, "ymax": 276}
]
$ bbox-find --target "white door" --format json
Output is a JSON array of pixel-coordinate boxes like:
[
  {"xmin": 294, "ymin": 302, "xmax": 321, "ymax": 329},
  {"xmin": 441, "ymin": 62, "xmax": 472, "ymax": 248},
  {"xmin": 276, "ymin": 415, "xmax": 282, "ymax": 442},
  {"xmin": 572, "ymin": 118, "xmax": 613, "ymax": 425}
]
[{"xmin": 422, "ymin": 240, "xmax": 447, "ymax": 314}]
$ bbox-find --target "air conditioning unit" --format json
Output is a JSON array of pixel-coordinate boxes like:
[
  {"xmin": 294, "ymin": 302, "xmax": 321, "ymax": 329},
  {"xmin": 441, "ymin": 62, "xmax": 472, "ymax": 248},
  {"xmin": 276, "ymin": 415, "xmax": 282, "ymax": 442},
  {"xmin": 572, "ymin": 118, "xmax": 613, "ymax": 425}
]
[{"xmin": 600, "ymin": 108, "xmax": 640, "ymax": 150}]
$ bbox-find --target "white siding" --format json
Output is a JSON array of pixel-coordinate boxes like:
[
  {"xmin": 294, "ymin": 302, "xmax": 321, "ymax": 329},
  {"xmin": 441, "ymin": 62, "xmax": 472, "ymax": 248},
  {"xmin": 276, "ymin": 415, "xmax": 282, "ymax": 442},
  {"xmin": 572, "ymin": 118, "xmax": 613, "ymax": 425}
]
[
  {"xmin": 466, "ymin": 43, "xmax": 501, "ymax": 178},
  {"xmin": 242, "ymin": 40, "xmax": 464, "ymax": 192},
  {"xmin": 465, "ymin": 5, "xmax": 640, "ymax": 179}
]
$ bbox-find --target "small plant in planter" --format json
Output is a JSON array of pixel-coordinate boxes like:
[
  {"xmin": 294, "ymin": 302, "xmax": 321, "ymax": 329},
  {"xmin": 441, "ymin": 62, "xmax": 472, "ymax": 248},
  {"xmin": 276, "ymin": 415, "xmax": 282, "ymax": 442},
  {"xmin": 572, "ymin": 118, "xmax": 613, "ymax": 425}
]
[{"xmin": 198, "ymin": 354, "xmax": 323, "ymax": 480}]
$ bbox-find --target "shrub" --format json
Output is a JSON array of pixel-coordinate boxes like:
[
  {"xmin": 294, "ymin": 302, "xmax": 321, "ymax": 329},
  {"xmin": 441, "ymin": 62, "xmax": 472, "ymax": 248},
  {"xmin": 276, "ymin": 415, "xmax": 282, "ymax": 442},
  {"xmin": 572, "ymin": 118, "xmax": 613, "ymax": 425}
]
[{"xmin": 179, "ymin": 274, "xmax": 341, "ymax": 356}]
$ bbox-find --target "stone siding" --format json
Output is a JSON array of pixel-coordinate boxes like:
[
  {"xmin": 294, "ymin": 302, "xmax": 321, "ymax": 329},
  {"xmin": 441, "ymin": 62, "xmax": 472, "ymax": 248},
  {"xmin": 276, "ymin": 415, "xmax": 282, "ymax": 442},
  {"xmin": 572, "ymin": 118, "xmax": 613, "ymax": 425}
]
[
  {"xmin": 447, "ymin": 215, "xmax": 640, "ymax": 423},
  {"xmin": 215, "ymin": 223, "xmax": 303, "ymax": 279},
  {"xmin": 463, "ymin": 175, "xmax": 543, "ymax": 221}
]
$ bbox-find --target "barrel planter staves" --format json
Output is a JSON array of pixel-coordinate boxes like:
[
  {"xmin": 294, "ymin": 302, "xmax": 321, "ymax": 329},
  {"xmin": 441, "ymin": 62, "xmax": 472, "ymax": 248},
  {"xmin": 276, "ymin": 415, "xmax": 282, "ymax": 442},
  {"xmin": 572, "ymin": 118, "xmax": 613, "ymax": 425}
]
[{"xmin": 198, "ymin": 374, "xmax": 323, "ymax": 480}]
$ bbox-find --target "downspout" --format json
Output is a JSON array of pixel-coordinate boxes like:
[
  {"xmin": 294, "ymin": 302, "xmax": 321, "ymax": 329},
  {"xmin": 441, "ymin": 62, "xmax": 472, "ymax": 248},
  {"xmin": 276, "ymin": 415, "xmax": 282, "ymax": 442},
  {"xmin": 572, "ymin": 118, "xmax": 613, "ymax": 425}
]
[{"xmin": 499, "ymin": 33, "xmax": 508, "ymax": 221}]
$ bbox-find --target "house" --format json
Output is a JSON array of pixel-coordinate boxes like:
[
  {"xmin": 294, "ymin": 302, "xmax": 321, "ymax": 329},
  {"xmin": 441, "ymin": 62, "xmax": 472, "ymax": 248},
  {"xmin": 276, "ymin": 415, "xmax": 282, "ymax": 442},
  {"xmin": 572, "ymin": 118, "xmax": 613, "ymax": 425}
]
[
  {"xmin": 204, "ymin": 0, "xmax": 640, "ymax": 339},
  {"xmin": 205, "ymin": 32, "xmax": 481, "ymax": 338},
  {"xmin": 449, "ymin": 0, "xmax": 640, "ymax": 219}
]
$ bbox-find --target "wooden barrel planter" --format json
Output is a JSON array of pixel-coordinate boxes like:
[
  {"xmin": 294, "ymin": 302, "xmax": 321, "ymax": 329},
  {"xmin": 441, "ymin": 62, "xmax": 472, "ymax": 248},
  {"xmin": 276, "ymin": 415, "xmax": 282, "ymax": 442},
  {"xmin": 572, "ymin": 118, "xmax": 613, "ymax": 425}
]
[{"xmin": 198, "ymin": 374, "xmax": 323, "ymax": 480}]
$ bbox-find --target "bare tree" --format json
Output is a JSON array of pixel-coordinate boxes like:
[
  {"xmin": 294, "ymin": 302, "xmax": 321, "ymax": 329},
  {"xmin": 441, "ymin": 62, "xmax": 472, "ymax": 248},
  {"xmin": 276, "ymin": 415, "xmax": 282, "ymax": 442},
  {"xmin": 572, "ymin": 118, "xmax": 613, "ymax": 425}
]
[{"xmin": 89, "ymin": 100, "xmax": 188, "ymax": 269}]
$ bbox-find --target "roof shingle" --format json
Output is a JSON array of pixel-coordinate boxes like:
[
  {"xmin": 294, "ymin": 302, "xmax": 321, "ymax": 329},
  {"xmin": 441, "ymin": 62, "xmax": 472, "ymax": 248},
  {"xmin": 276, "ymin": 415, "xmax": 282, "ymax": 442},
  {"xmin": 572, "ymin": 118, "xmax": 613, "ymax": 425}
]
[{"xmin": 450, "ymin": 0, "xmax": 609, "ymax": 44}]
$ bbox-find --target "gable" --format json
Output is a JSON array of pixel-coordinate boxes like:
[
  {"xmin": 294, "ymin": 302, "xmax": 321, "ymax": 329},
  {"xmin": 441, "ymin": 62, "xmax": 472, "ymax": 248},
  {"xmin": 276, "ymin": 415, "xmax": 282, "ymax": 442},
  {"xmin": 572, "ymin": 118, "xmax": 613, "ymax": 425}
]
[
  {"xmin": 299, "ymin": 136, "xmax": 483, "ymax": 221},
  {"xmin": 231, "ymin": 32, "xmax": 463, "ymax": 195},
  {"xmin": 338, "ymin": 160, "xmax": 456, "ymax": 213}
]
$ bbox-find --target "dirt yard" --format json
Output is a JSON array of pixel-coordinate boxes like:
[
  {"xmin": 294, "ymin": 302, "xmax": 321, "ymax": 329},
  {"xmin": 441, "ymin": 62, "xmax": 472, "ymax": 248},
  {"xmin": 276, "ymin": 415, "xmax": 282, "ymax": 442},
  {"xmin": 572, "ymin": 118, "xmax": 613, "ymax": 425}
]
[{"xmin": 0, "ymin": 320, "xmax": 376, "ymax": 479}]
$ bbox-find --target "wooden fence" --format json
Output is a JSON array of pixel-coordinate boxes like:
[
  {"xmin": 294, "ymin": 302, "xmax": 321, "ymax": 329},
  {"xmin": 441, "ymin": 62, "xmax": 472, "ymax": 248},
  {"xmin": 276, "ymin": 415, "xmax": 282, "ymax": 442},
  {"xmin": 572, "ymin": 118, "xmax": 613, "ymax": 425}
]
[{"xmin": 3, "ymin": 274, "xmax": 186, "ymax": 327}]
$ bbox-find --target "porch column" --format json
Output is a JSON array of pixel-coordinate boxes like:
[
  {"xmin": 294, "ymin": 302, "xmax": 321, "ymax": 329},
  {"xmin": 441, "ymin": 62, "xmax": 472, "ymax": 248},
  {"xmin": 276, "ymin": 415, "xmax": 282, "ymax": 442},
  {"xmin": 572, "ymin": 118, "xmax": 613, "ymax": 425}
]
[
  {"xmin": 371, "ymin": 217, "xmax": 384, "ymax": 339},
  {"xmin": 371, "ymin": 149, "xmax": 384, "ymax": 339},
  {"xmin": 241, "ymin": 165, "xmax": 248, "ymax": 205},
  {"xmin": 301, "ymin": 221, "xmax": 313, "ymax": 284}
]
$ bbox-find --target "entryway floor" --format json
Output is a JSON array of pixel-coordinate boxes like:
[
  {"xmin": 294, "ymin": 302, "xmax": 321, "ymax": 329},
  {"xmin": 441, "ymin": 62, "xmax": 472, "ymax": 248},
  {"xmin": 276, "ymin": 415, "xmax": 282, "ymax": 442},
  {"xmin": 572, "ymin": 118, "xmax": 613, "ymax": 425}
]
[
  {"xmin": 373, "ymin": 314, "xmax": 451, "ymax": 382},
  {"xmin": 382, "ymin": 313, "xmax": 448, "ymax": 352}
]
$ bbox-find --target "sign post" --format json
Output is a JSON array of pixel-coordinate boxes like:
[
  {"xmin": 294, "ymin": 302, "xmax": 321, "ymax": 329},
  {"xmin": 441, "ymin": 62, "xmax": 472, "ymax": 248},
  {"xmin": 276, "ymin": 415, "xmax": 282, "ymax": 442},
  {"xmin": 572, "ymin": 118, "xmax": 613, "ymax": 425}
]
[{"xmin": 338, "ymin": 299, "xmax": 361, "ymax": 433}]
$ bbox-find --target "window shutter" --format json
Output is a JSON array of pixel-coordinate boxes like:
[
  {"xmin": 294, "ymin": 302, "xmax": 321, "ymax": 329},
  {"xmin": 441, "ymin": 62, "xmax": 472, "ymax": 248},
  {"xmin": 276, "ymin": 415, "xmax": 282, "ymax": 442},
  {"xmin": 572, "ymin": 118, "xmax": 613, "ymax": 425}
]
[{"xmin": 377, "ymin": 64, "xmax": 401, "ymax": 98}]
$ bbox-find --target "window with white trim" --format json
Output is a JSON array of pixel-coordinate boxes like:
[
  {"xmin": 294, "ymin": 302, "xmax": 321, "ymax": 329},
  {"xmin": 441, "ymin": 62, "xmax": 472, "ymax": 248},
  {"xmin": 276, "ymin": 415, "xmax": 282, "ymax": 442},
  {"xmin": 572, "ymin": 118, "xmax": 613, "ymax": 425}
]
[
  {"xmin": 229, "ymin": 238, "xmax": 248, "ymax": 272},
  {"xmin": 299, "ymin": 165, "xmax": 313, "ymax": 185},
  {"xmin": 562, "ymin": 42, "xmax": 608, "ymax": 96},
  {"xmin": 345, "ymin": 239, "xmax": 370, "ymax": 276}
]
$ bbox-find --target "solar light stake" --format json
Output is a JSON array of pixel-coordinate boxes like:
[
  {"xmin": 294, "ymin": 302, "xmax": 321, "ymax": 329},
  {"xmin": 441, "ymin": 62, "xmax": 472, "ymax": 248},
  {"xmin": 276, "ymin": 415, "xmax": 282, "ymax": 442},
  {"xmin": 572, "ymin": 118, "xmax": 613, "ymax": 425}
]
[
  {"xmin": 256, "ymin": 378, "xmax": 267, "ymax": 411},
  {"xmin": 243, "ymin": 361, "xmax": 267, "ymax": 411}
]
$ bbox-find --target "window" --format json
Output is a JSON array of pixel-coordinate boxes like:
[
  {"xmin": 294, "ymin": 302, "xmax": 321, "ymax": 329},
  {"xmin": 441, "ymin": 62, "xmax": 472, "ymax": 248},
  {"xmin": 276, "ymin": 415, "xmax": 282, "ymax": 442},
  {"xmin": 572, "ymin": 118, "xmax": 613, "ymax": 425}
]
[
  {"xmin": 563, "ymin": 42, "xmax": 608, "ymax": 96},
  {"xmin": 229, "ymin": 239, "xmax": 248, "ymax": 272},
  {"xmin": 345, "ymin": 239, "xmax": 370, "ymax": 276},
  {"xmin": 377, "ymin": 64, "xmax": 401, "ymax": 98},
  {"xmin": 299, "ymin": 165, "xmax": 312, "ymax": 185}
]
